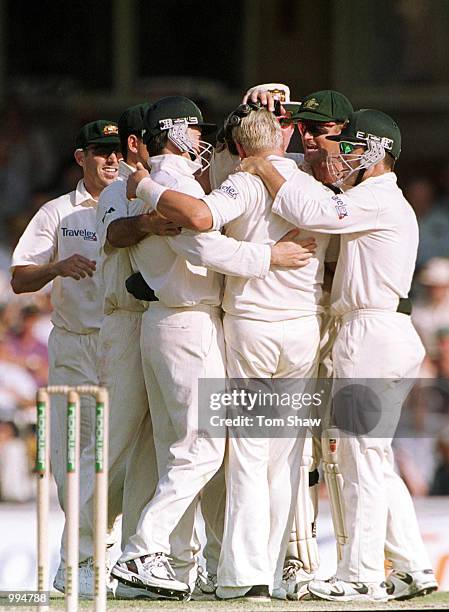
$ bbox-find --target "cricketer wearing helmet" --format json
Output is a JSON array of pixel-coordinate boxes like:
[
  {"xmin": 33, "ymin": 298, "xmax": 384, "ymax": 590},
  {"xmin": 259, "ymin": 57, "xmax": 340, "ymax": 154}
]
[
  {"xmin": 86, "ymin": 103, "xmax": 183, "ymax": 600},
  {"xmin": 111, "ymin": 96, "xmax": 314, "ymax": 600},
  {"xmin": 237, "ymin": 109, "xmax": 438, "ymax": 602},
  {"xmin": 121, "ymin": 102, "xmax": 339, "ymax": 601}
]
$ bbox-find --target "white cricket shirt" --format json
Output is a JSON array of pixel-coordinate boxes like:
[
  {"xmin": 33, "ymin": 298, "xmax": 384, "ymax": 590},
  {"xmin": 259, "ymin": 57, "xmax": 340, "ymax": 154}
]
[
  {"xmin": 131, "ymin": 155, "xmax": 270, "ymax": 308},
  {"xmin": 202, "ymin": 155, "xmax": 331, "ymax": 321},
  {"xmin": 272, "ymin": 171, "xmax": 418, "ymax": 316},
  {"xmin": 11, "ymin": 180, "xmax": 103, "ymax": 334},
  {"xmin": 96, "ymin": 160, "xmax": 147, "ymax": 314}
]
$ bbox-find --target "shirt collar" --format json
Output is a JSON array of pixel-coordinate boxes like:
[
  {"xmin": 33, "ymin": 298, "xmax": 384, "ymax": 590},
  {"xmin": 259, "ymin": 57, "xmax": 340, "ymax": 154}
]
[
  {"xmin": 266, "ymin": 154, "xmax": 299, "ymax": 170},
  {"xmin": 72, "ymin": 179, "xmax": 98, "ymax": 208},
  {"xmin": 149, "ymin": 154, "xmax": 202, "ymax": 177},
  {"xmin": 118, "ymin": 159, "xmax": 136, "ymax": 180},
  {"xmin": 359, "ymin": 172, "xmax": 397, "ymax": 187}
]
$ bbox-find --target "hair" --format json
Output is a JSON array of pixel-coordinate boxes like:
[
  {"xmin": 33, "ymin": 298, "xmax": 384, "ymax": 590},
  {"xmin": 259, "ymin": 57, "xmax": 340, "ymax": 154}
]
[
  {"xmin": 146, "ymin": 131, "xmax": 169, "ymax": 157},
  {"xmin": 232, "ymin": 108, "xmax": 283, "ymax": 155}
]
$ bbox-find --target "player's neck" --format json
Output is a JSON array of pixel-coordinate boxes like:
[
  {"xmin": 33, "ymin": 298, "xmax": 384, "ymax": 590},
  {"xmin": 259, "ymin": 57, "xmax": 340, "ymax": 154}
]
[
  {"xmin": 242, "ymin": 147, "xmax": 284, "ymax": 160},
  {"xmin": 82, "ymin": 178, "xmax": 101, "ymax": 200}
]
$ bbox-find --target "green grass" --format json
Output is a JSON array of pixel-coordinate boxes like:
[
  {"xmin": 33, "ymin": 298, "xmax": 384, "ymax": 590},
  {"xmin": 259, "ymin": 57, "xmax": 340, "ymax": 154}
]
[{"xmin": 1, "ymin": 591, "xmax": 447, "ymax": 611}]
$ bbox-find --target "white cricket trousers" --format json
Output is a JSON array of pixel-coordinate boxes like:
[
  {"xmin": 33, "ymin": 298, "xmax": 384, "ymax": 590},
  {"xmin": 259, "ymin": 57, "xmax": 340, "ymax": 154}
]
[
  {"xmin": 77, "ymin": 310, "xmax": 158, "ymax": 562},
  {"xmin": 332, "ymin": 310, "xmax": 432, "ymax": 583},
  {"xmin": 218, "ymin": 314, "xmax": 321, "ymax": 590},
  {"xmin": 48, "ymin": 326, "xmax": 98, "ymax": 561},
  {"xmin": 121, "ymin": 303, "xmax": 227, "ymax": 577}
]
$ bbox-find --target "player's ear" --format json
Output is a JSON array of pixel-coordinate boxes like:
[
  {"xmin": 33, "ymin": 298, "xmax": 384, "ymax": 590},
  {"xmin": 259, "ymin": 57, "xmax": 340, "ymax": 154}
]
[
  {"xmin": 235, "ymin": 141, "xmax": 247, "ymax": 160},
  {"xmin": 128, "ymin": 134, "xmax": 139, "ymax": 155},
  {"xmin": 74, "ymin": 148, "xmax": 85, "ymax": 169}
]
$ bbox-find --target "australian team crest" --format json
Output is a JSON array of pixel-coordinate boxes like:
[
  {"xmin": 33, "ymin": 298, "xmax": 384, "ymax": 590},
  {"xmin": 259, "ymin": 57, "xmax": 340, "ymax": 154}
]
[
  {"xmin": 103, "ymin": 124, "xmax": 119, "ymax": 136},
  {"xmin": 303, "ymin": 98, "xmax": 320, "ymax": 110}
]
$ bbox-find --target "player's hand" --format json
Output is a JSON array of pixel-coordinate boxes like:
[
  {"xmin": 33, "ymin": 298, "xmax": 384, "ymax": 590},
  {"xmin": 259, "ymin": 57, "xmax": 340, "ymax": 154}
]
[
  {"xmin": 127, "ymin": 162, "xmax": 150, "ymax": 199},
  {"xmin": 54, "ymin": 254, "xmax": 96, "ymax": 280},
  {"xmin": 243, "ymin": 86, "xmax": 276, "ymax": 111},
  {"xmin": 236, "ymin": 156, "xmax": 272, "ymax": 176},
  {"xmin": 140, "ymin": 211, "xmax": 181, "ymax": 236},
  {"xmin": 270, "ymin": 229, "xmax": 316, "ymax": 268}
]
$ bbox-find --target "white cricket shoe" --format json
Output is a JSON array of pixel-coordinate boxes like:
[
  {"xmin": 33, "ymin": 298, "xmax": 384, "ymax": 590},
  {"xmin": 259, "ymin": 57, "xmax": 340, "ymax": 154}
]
[
  {"xmin": 386, "ymin": 569, "xmax": 438, "ymax": 601},
  {"xmin": 281, "ymin": 557, "xmax": 314, "ymax": 601},
  {"xmin": 308, "ymin": 576, "xmax": 388, "ymax": 602},
  {"xmin": 192, "ymin": 566, "xmax": 217, "ymax": 596},
  {"xmin": 53, "ymin": 558, "xmax": 116, "ymax": 599},
  {"xmin": 111, "ymin": 553, "xmax": 190, "ymax": 600}
]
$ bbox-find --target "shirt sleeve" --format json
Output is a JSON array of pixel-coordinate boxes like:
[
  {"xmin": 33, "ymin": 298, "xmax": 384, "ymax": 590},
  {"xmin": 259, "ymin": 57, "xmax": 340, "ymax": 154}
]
[
  {"xmin": 96, "ymin": 184, "xmax": 129, "ymax": 252},
  {"xmin": 272, "ymin": 170, "xmax": 381, "ymax": 234},
  {"xmin": 202, "ymin": 173, "xmax": 251, "ymax": 230},
  {"xmin": 11, "ymin": 205, "xmax": 58, "ymax": 268},
  {"xmin": 166, "ymin": 230, "xmax": 271, "ymax": 278}
]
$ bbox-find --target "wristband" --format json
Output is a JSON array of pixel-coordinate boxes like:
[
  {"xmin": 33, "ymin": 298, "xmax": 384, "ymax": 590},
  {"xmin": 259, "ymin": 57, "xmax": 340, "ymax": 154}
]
[{"xmin": 136, "ymin": 177, "xmax": 168, "ymax": 211}]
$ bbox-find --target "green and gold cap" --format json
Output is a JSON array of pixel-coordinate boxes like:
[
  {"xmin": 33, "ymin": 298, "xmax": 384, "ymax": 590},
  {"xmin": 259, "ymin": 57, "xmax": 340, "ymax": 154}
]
[
  {"xmin": 75, "ymin": 120, "xmax": 120, "ymax": 149},
  {"xmin": 293, "ymin": 90, "xmax": 353, "ymax": 123}
]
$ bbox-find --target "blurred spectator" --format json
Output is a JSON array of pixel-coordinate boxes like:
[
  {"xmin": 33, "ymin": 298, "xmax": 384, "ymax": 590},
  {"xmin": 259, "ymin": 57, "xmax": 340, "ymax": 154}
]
[
  {"xmin": 407, "ymin": 176, "xmax": 436, "ymax": 220},
  {"xmin": 0, "ymin": 420, "xmax": 34, "ymax": 502},
  {"xmin": 6, "ymin": 305, "xmax": 48, "ymax": 387},
  {"xmin": 406, "ymin": 176, "xmax": 449, "ymax": 267},
  {"xmin": 0, "ymin": 335, "xmax": 36, "ymax": 420},
  {"xmin": 430, "ymin": 425, "xmax": 449, "ymax": 496},
  {"xmin": 29, "ymin": 290, "xmax": 53, "ymax": 345},
  {"xmin": 436, "ymin": 160, "xmax": 449, "ymax": 208},
  {"xmin": 0, "ymin": 95, "xmax": 55, "ymax": 242},
  {"xmin": 394, "ymin": 325, "xmax": 449, "ymax": 495},
  {"xmin": 412, "ymin": 257, "xmax": 449, "ymax": 358},
  {"xmin": 0, "ymin": 211, "xmax": 42, "ymax": 280}
]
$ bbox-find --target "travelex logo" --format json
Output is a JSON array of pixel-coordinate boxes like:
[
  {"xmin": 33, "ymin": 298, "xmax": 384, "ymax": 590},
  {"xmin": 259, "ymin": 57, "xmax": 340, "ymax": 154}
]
[
  {"xmin": 61, "ymin": 227, "xmax": 97, "ymax": 241},
  {"xmin": 219, "ymin": 183, "xmax": 239, "ymax": 199},
  {"xmin": 331, "ymin": 195, "xmax": 349, "ymax": 220}
]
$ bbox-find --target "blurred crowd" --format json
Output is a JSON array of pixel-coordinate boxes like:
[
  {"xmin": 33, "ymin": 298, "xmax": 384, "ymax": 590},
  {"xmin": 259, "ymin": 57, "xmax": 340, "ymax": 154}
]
[{"xmin": 0, "ymin": 99, "xmax": 449, "ymax": 502}]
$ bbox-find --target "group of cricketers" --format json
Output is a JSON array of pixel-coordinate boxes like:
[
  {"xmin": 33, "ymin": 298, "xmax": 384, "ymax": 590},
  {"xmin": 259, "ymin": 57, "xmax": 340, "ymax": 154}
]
[{"xmin": 10, "ymin": 81, "xmax": 439, "ymax": 603}]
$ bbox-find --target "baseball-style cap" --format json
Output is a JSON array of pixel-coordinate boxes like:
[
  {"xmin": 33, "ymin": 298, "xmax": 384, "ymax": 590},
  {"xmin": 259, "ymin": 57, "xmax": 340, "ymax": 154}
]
[
  {"xmin": 327, "ymin": 108, "xmax": 402, "ymax": 160},
  {"xmin": 293, "ymin": 90, "xmax": 353, "ymax": 123},
  {"xmin": 143, "ymin": 96, "xmax": 216, "ymax": 140},
  {"xmin": 75, "ymin": 120, "xmax": 120, "ymax": 149},
  {"xmin": 118, "ymin": 103, "xmax": 149, "ymax": 138}
]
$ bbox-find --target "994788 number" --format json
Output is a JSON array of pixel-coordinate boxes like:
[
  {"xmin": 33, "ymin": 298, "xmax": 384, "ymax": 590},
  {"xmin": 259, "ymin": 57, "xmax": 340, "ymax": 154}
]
[{"xmin": 0, "ymin": 591, "xmax": 49, "ymax": 606}]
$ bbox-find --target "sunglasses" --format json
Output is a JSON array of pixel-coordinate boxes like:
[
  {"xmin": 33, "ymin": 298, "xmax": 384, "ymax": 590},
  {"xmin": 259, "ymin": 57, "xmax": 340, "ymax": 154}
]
[
  {"xmin": 339, "ymin": 141, "xmax": 366, "ymax": 154},
  {"xmin": 86, "ymin": 145, "xmax": 121, "ymax": 158},
  {"xmin": 298, "ymin": 121, "xmax": 337, "ymax": 137}
]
